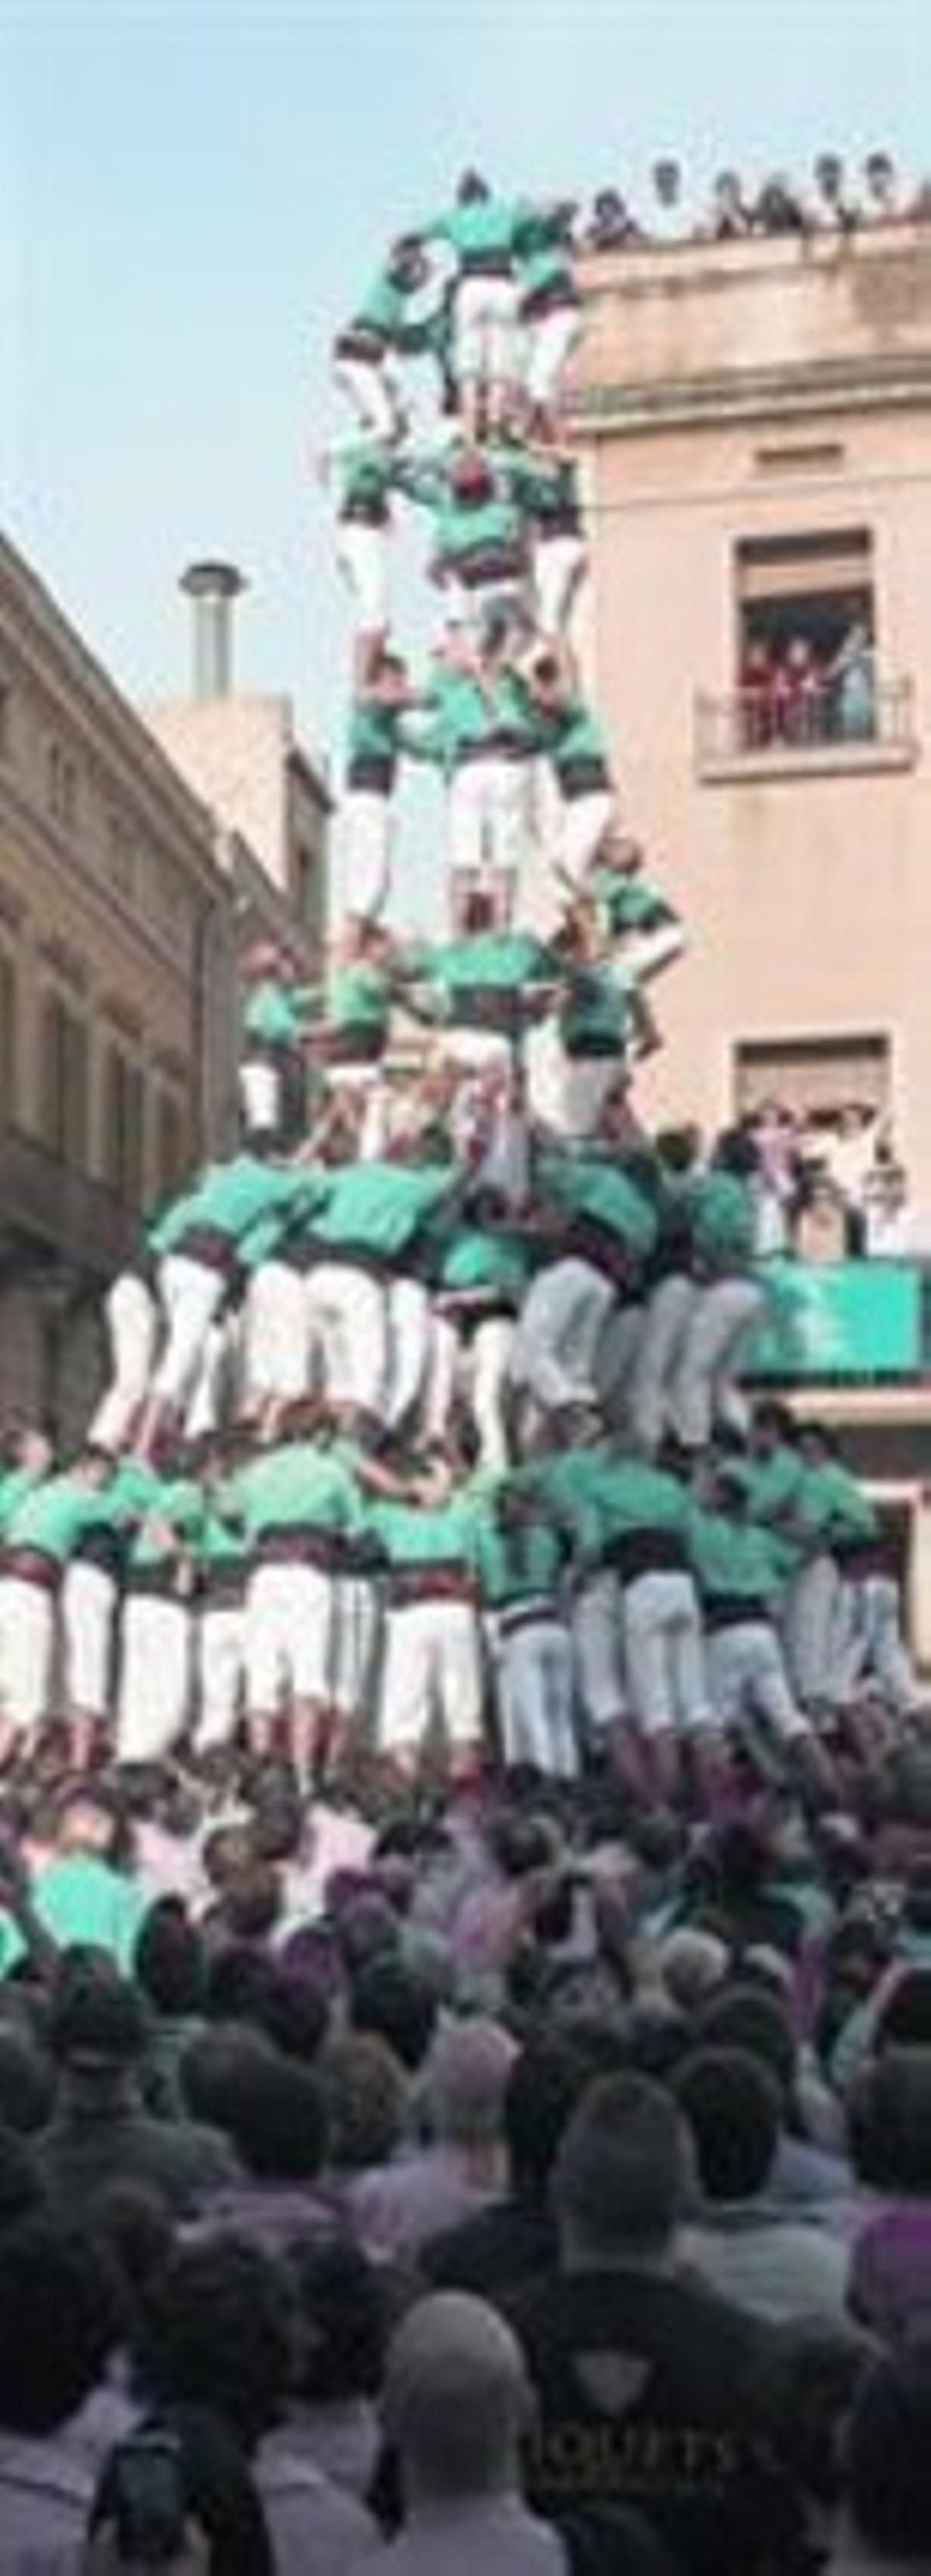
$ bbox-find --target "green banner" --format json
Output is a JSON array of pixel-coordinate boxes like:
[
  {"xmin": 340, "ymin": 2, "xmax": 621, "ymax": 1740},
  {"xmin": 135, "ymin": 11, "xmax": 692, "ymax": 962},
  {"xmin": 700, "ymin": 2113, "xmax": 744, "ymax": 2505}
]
[{"xmin": 749, "ymin": 1260, "xmax": 924, "ymax": 1381}]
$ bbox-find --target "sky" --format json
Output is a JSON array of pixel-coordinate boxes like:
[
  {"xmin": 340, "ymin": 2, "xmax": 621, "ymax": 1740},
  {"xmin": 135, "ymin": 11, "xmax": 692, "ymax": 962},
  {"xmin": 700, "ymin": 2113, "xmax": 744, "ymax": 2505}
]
[{"xmin": 3, "ymin": 0, "xmax": 930, "ymax": 792}]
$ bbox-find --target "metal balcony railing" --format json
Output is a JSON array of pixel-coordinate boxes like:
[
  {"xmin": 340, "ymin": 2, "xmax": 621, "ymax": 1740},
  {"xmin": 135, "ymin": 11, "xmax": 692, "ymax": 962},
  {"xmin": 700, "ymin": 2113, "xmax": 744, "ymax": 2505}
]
[{"xmin": 696, "ymin": 677, "xmax": 918, "ymax": 775}]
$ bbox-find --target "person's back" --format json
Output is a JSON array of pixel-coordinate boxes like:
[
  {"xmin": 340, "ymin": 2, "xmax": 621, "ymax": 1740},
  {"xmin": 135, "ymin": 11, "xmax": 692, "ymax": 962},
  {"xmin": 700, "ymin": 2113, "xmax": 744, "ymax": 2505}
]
[
  {"xmin": 36, "ymin": 1959, "xmax": 238, "ymax": 2221},
  {"xmin": 675, "ymin": 2047, "xmax": 850, "ymax": 2328},
  {"xmin": 507, "ymin": 2072, "xmax": 804, "ymax": 2576},
  {"xmin": 353, "ymin": 2291, "xmax": 567, "ymax": 2576}
]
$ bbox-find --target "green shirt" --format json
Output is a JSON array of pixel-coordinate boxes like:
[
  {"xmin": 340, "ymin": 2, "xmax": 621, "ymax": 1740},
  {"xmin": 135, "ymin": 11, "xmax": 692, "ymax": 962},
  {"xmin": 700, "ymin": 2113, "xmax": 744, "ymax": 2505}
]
[
  {"xmin": 559, "ymin": 962, "xmax": 634, "ymax": 1056},
  {"xmin": 4, "ymin": 1476, "xmax": 116, "ymax": 1565},
  {"xmin": 423, "ymin": 195, "xmax": 528, "ymax": 262},
  {"xmin": 0, "ymin": 1465, "xmax": 45, "ymax": 1539},
  {"xmin": 542, "ymin": 696, "xmax": 610, "ymax": 781},
  {"xmin": 369, "ymin": 1492, "xmax": 481, "ymax": 1572},
  {"xmin": 794, "ymin": 1462, "xmax": 877, "ymax": 1549},
  {"xmin": 590, "ymin": 866, "xmax": 678, "ymax": 939},
  {"xmin": 539, "ymin": 1153, "xmax": 658, "ymax": 1260},
  {"xmin": 335, "ymin": 440, "xmax": 393, "ymax": 515},
  {"xmin": 431, "ymin": 1220, "xmax": 535, "ymax": 1300},
  {"xmin": 351, "ymin": 264, "xmax": 416, "ymax": 344},
  {"xmin": 687, "ymin": 1505, "xmax": 784, "ymax": 1605},
  {"xmin": 472, "ymin": 1507, "xmax": 564, "ymax": 1608},
  {"xmin": 236, "ymin": 1170, "xmax": 329, "ymax": 1274},
  {"xmin": 129, "ymin": 1476, "xmax": 205, "ymax": 1575},
  {"xmin": 329, "ymin": 962, "xmax": 392, "ymax": 1035},
  {"xmin": 243, "ymin": 981, "xmax": 306, "ymax": 1049},
  {"xmin": 687, "ymin": 1170, "xmax": 756, "ymax": 1274},
  {"xmin": 742, "ymin": 1447, "xmax": 807, "ymax": 1576},
  {"xmin": 345, "ymin": 695, "xmax": 403, "ymax": 775},
  {"xmin": 515, "ymin": 206, "xmax": 576, "ymax": 302},
  {"xmin": 232, "ymin": 1441, "xmax": 362, "ymax": 1541},
  {"xmin": 37, "ymin": 1853, "xmax": 149, "ymax": 1972},
  {"xmin": 310, "ymin": 1160, "xmax": 453, "ymax": 1260},
  {"xmin": 523, "ymin": 1451, "xmax": 686, "ymax": 1558},
  {"xmin": 196, "ymin": 1505, "xmax": 247, "ymax": 1579},
  {"xmin": 415, "ymin": 928, "xmax": 557, "ymax": 1011}
]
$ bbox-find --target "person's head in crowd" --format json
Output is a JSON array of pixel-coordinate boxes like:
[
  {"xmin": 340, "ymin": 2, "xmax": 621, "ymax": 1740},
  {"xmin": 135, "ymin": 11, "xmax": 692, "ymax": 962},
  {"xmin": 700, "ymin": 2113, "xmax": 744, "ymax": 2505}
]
[
  {"xmin": 656, "ymin": 1928, "xmax": 729, "ymax": 2016},
  {"xmin": 135, "ymin": 1901, "xmax": 206, "ymax": 2022},
  {"xmin": 351, "ymin": 1954, "xmax": 439, "ymax": 2074},
  {"xmin": 202, "ymin": 1940, "xmax": 285, "ymax": 2034},
  {"xmin": 426, "ymin": 2018, "xmax": 517, "ymax": 2176},
  {"xmin": 0, "ymin": 2015, "xmax": 55, "ymax": 2132},
  {"xmin": 181, "ymin": 2021, "xmax": 281, "ymax": 2136},
  {"xmin": 333, "ymin": 1888, "xmax": 402, "ymax": 1981},
  {"xmin": 552, "ymin": 2073, "xmax": 687, "ymax": 2269},
  {"xmin": 711, "ymin": 1123, "xmax": 759, "ymax": 1179},
  {"xmin": 247, "ymin": 1771, "xmax": 307, "ymax": 1869},
  {"xmin": 201, "ymin": 1819, "xmax": 254, "ymax": 1905},
  {"xmin": 286, "ymin": 2233, "xmax": 386, "ymax": 2408},
  {"xmin": 382, "ymin": 2292, "xmax": 535, "ymax": 2510},
  {"xmin": 693, "ymin": 1981, "xmax": 797, "ymax": 2111},
  {"xmin": 47, "ymin": 1956, "xmax": 148, "ymax": 2104},
  {"xmin": 210, "ymin": 1860, "xmax": 282, "ymax": 1947},
  {"xmin": 217, "ymin": 2051, "xmax": 327, "ymax": 2186},
  {"xmin": 847, "ymin": 2049, "xmax": 931, "ymax": 2196},
  {"xmin": 652, "ymin": 156, "xmax": 681, "ymax": 210},
  {"xmin": 319, "ymin": 2033, "xmax": 407, "ymax": 2175},
  {"xmin": 0, "ymin": 2122, "xmax": 47, "ymax": 2231},
  {"xmin": 864, "ymin": 150, "xmax": 898, "ymax": 214},
  {"xmin": 674, "ymin": 2047, "xmax": 782, "ymax": 2205},
  {"xmin": 874, "ymin": 1969, "xmax": 931, "ymax": 2055},
  {"xmin": 750, "ymin": 1397, "xmax": 798, "ymax": 1459},
  {"xmin": 142, "ymin": 2237, "xmax": 296, "ymax": 2454},
  {"xmin": 837, "ymin": 2336, "xmax": 931, "ymax": 2568},
  {"xmin": 502, "ymin": 2033, "xmax": 595, "ymax": 2207},
  {"xmin": 0, "ymin": 2212, "xmax": 123, "ymax": 2435}
]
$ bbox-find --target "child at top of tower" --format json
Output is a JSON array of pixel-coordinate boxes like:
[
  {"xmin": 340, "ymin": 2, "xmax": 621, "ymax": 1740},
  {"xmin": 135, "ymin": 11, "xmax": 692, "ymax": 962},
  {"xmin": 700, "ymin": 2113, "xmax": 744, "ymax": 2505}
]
[{"xmin": 332, "ymin": 235, "xmax": 432, "ymax": 443}]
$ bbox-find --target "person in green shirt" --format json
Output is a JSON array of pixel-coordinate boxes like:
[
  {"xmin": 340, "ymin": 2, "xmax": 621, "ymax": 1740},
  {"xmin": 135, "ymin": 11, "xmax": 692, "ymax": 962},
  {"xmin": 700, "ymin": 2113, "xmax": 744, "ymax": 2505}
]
[
  {"xmin": 400, "ymin": 647, "xmax": 542, "ymax": 928},
  {"xmin": 0, "ymin": 1451, "xmax": 114, "ymax": 1756},
  {"xmin": 587, "ymin": 838, "xmax": 686, "ymax": 988},
  {"xmin": 398, "ymin": 902, "xmax": 562, "ymax": 1064},
  {"xmin": 333, "ymin": 234, "xmax": 431, "ymax": 441},
  {"xmin": 192, "ymin": 1451, "xmax": 249, "ymax": 1760},
  {"xmin": 473, "ymin": 1477, "xmax": 576, "ymax": 1779},
  {"xmin": 422, "ymin": 1199, "xmax": 539, "ymax": 1472},
  {"xmin": 239, "ymin": 943, "xmax": 313, "ymax": 1153},
  {"xmin": 303, "ymin": 1153, "xmax": 462, "ymax": 1447},
  {"xmin": 685, "ymin": 1463, "xmax": 822, "ymax": 1789},
  {"xmin": 666, "ymin": 1132, "xmax": 769, "ymax": 1456},
  {"xmin": 341, "ymin": 648, "xmax": 427, "ymax": 923},
  {"xmin": 234, "ymin": 1417, "xmax": 365, "ymax": 1777},
  {"xmin": 116, "ymin": 1468, "xmax": 205, "ymax": 1766},
  {"xmin": 394, "ymin": 442, "xmax": 530, "ymax": 647},
  {"xmin": 362, "ymin": 1451, "xmax": 485, "ymax": 1784},
  {"xmin": 517, "ymin": 203, "xmax": 582, "ymax": 434},
  {"xmin": 139, "ymin": 1153, "xmax": 304, "ymax": 1460},
  {"xmin": 418, "ymin": 170, "xmax": 533, "ymax": 435},
  {"xmin": 509, "ymin": 1145, "xmax": 657, "ymax": 1440},
  {"xmin": 523, "ymin": 653, "xmax": 618, "ymax": 894}
]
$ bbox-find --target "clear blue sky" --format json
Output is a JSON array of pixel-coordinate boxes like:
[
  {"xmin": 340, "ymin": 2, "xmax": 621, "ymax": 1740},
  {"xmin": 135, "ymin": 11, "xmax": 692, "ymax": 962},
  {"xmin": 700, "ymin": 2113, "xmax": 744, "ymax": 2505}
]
[{"xmin": 3, "ymin": 0, "xmax": 929, "ymax": 784}]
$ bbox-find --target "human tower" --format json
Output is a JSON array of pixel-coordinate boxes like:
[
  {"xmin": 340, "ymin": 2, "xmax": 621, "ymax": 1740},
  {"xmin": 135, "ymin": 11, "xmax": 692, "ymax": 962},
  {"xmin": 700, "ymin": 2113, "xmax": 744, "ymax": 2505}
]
[{"xmin": 0, "ymin": 174, "xmax": 912, "ymax": 1798}]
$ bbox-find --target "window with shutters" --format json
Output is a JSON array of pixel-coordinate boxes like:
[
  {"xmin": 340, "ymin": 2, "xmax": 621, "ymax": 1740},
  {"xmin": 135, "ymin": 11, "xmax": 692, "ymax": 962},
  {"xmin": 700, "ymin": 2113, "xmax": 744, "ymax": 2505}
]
[
  {"xmin": 102, "ymin": 1045, "xmax": 145, "ymax": 1205},
  {"xmin": 40, "ymin": 990, "xmax": 89, "ymax": 1166}
]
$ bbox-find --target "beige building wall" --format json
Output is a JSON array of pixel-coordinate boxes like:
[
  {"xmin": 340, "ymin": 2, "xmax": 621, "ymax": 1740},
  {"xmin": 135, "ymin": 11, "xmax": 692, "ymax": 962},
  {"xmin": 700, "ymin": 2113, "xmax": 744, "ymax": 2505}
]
[
  {"xmin": 147, "ymin": 695, "xmax": 331, "ymax": 965},
  {"xmin": 0, "ymin": 534, "xmax": 234, "ymax": 1443},
  {"xmin": 569, "ymin": 219, "xmax": 931, "ymax": 1195}
]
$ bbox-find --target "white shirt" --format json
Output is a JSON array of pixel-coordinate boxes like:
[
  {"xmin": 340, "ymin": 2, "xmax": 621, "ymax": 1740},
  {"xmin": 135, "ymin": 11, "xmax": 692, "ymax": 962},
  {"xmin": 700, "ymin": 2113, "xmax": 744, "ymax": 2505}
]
[{"xmin": 349, "ymin": 2494, "xmax": 568, "ymax": 2576}]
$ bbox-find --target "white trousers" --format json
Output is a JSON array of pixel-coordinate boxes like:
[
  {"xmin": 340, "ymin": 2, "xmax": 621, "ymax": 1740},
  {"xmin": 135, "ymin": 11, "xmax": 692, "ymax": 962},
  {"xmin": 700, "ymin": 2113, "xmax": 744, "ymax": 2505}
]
[
  {"xmin": 498, "ymin": 1614, "xmax": 576, "ymax": 1777},
  {"xmin": 783, "ymin": 1555, "xmax": 842, "ymax": 1709},
  {"xmin": 384, "ymin": 1278, "xmax": 434, "ymax": 1433},
  {"xmin": 510, "ymin": 1257, "xmax": 615, "ymax": 1414},
  {"xmin": 706, "ymin": 1621, "xmax": 808, "ymax": 1743},
  {"xmin": 335, "ymin": 522, "xmax": 389, "ymax": 634},
  {"xmin": 561, "ymin": 1054, "xmax": 625, "ymax": 1142},
  {"xmin": 152, "ymin": 1255, "xmax": 227, "ymax": 1414},
  {"xmin": 333, "ymin": 352, "xmax": 400, "ymax": 441},
  {"xmin": 628, "ymin": 1275, "xmax": 697, "ymax": 1457},
  {"xmin": 184, "ymin": 1319, "xmax": 229, "ymax": 1442},
  {"xmin": 454, "ymin": 273, "xmax": 521, "ymax": 390},
  {"xmin": 243, "ymin": 1260, "xmax": 313, "ymax": 1409},
  {"xmin": 560, "ymin": 789, "xmax": 615, "ymax": 889},
  {"xmin": 621, "ymin": 922, "xmax": 686, "ymax": 984},
  {"xmin": 379, "ymin": 1599, "xmax": 483, "ymax": 1758},
  {"xmin": 305, "ymin": 1261, "xmax": 387, "ymax": 1419},
  {"xmin": 830, "ymin": 1573, "xmax": 920, "ymax": 1715},
  {"xmin": 239, "ymin": 1059, "xmax": 282, "ymax": 1140},
  {"xmin": 469, "ymin": 1315, "xmax": 515, "ymax": 1472},
  {"xmin": 61, "ymin": 1561, "xmax": 116, "ymax": 1721},
  {"xmin": 0, "ymin": 1578, "xmax": 54, "ymax": 1734},
  {"xmin": 331, "ymin": 1575, "xmax": 379, "ymax": 1721},
  {"xmin": 89, "ymin": 1272, "xmax": 158, "ymax": 1454},
  {"xmin": 596, "ymin": 1300, "xmax": 645, "ymax": 1434},
  {"xmin": 197, "ymin": 1604, "xmax": 245, "ymax": 1749},
  {"xmin": 448, "ymin": 758, "xmax": 528, "ymax": 889},
  {"xmin": 118, "ymin": 1597, "xmax": 190, "ymax": 1764},
  {"xmin": 573, "ymin": 1572, "xmax": 626, "ymax": 1732},
  {"xmin": 246, "ymin": 1562, "xmax": 333, "ymax": 1712},
  {"xmin": 525, "ymin": 303, "xmax": 583, "ymax": 410},
  {"xmin": 341, "ymin": 787, "xmax": 393, "ymax": 921},
  {"xmin": 534, "ymin": 532, "xmax": 587, "ymax": 640},
  {"xmin": 624, "ymin": 1569, "xmax": 711, "ymax": 1736},
  {"xmin": 668, "ymin": 1277, "xmax": 767, "ymax": 1452}
]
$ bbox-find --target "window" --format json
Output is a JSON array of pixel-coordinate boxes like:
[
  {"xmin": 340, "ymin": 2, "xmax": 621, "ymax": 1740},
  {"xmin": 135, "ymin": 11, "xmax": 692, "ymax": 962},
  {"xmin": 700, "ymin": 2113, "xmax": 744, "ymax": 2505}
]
[
  {"xmin": 154, "ymin": 1087, "xmax": 188, "ymax": 1198},
  {"xmin": 40, "ymin": 992, "xmax": 89, "ymax": 1166},
  {"xmin": 47, "ymin": 742, "xmax": 78, "ymax": 830},
  {"xmin": 102, "ymin": 1045, "xmax": 144, "ymax": 1205},
  {"xmin": 733, "ymin": 1033, "xmax": 890, "ymax": 1125},
  {"xmin": 0, "ymin": 952, "xmax": 16, "ymax": 1124},
  {"xmin": 735, "ymin": 530, "xmax": 876, "ymax": 747},
  {"xmin": 107, "ymin": 814, "xmax": 137, "ymax": 902}
]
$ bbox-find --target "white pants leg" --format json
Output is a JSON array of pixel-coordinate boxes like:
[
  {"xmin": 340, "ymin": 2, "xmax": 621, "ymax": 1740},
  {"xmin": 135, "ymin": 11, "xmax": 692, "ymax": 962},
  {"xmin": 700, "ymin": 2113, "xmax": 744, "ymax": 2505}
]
[
  {"xmin": 61, "ymin": 1562, "xmax": 116, "ymax": 1720},
  {"xmin": 384, "ymin": 1278, "xmax": 433, "ymax": 1433},
  {"xmin": 707, "ymin": 1621, "xmax": 808, "ymax": 1743},
  {"xmin": 628, "ymin": 1276, "xmax": 698, "ymax": 1457},
  {"xmin": 562, "ymin": 1055, "xmax": 622, "ymax": 1142},
  {"xmin": 454, "ymin": 275, "xmax": 520, "ymax": 395},
  {"xmin": 469, "ymin": 1316, "xmax": 515, "ymax": 1472},
  {"xmin": 379, "ymin": 1599, "xmax": 483, "ymax": 1760},
  {"xmin": 0, "ymin": 1578, "xmax": 55, "ymax": 1735},
  {"xmin": 621, "ymin": 923, "xmax": 687, "ymax": 984},
  {"xmin": 184, "ymin": 1319, "xmax": 229, "ymax": 1443},
  {"xmin": 596, "ymin": 1301, "xmax": 645, "ymax": 1434},
  {"xmin": 783, "ymin": 1555, "xmax": 841, "ymax": 1708},
  {"xmin": 670, "ymin": 1278, "xmax": 767, "ymax": 1452},
  {"xmin": 239, "ymin": 1059, "xmax": 282, "ymax": 1141},
  {"xmin": 197, "ymin": 1605, "xmax": 245, "ymax": 1750},
  {"xmin": 857, "ymin": 1574, "xmax": 919, "ymax": 1714},
  {"xmin": 152, "ymin": 1257, "xmax": 227, "ymax": 1415},
  {"xmin": 573, "ymin": 1572, "xmax": 625, "ymax": 1732},
  {"xmin": 560, "ymin": 789, "xmax": 616, "ymax": 889},
  {"xmin": 448, "ymin": 761, "xmax": 488, "ymax": 884},
  {"xmin": 525, "ymin": 303, "xmax": 583, "ymax": 410},
  {"xmin": 331, "ymin": 1574, "xmax": 379, "ymax": 1724},
  {"xmin": 305, "ymin": 1261, "xmax": 387, "ymax": 1419},
  {"xmin": 341, "ymin": 788, "xmax": 393, "ymax": 921},
  {"xmin": 335, "ymin": 522, "xmax": 389, "ymax": 635},
  {"xmin": 117, "ymin": 1597, "xmax": 190, "ymax": 1763},
  {"xmin": 624, "ymin": 1569, "xmax": 711, "ymax": 1735},
  {"xmin": 534, "ymin": 532, "xmax": 587, "ymax": 640},
  {"xmin": 498, "ymin": 1615, "xmax": 576, "ymax": 1777},
  {"xmin": 423, "ymin": 1315, "xmax": 462, "ymax": 1451},
  {"xmin": 333, "ymin": 353, "xmax": 398, "ymax": 441},
  {"xmin": 245, "ymin": 1562, "xmax": 333, "ymax": 1714},
  {"xmin": 510, "ymin": 1257, "xmax": 614, "ymax": 1414},
  {"xmin": 243, "ymin": 1261, "xmax": 312, "ymax": 1409},
  {"xmin": 88, "ymin": 1273, "xmax": 158, "ymax": 1453}
]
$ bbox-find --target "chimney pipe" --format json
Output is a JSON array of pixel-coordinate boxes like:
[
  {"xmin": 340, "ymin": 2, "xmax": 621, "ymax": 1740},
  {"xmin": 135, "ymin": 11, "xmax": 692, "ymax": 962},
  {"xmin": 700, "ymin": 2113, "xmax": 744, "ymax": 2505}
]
[{"xmin": 180, "ymin": 560, "xmax": 247, "ymax": 700}]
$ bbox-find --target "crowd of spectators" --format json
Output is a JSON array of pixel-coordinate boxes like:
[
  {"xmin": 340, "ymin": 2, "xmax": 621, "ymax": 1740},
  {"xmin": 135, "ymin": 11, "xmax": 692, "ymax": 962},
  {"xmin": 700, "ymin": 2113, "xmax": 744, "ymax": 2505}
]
[
  {"xmin": 0, "ymin": 1763, "xmax": 928, "ymax": 2570},
  {"xmin": 583, "ymin": 153, "xmax": 931, "ymax": 252},
  {"xmin": 739, "ymin": 625, "xmax": 877, "ymax": 753},
  {"xmin": 743, "ymin": 1102, "xmax": 928, "ymax": 1264}
]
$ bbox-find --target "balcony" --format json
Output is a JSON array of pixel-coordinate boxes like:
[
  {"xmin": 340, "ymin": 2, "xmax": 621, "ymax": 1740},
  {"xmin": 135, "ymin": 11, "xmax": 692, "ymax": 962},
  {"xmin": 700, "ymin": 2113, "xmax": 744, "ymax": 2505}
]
[
  {"xmin": 695, "ymin": 678, "xmax": 919, "ymax": 782},
  {"xmin": 0, "ymin": 1125, "xmax": 136, "ymax": 1287},
  {"xmin": 749, "ymin": 1257, "xmax": 931, "ymax": 1388}
]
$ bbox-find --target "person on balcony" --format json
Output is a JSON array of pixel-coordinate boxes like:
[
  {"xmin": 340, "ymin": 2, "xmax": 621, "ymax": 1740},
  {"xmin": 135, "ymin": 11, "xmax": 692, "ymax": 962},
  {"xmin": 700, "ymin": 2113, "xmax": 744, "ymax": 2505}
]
[
  {"xmin": 829, "ymin": 621, "xmax": 876, "ymax": 741},
  {"xmin": 772, "ymin": 637, "xmax": 824, "ymax": 747}
]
